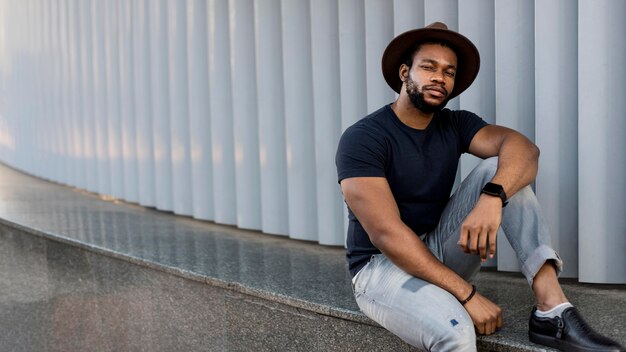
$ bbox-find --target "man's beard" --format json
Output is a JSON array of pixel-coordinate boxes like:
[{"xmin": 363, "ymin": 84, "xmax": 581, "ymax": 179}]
[{"xmin": 405, "ymin": 75, "xmax": 449, "ymax": 114}]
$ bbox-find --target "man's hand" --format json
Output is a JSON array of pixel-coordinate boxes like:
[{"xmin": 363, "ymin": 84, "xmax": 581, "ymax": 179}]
[
  {"xmin": 458, "ymin": 194, "xmax": 502, "ymax": 261},
  {"xmin": 464, "ymin": 292, "xmax": 503, "ymax": 335}
]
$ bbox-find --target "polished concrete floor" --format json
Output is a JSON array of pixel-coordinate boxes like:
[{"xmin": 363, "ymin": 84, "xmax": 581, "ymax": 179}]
[{"xmin": 0, "ymin": 162, "xmax": 624, "ymax": 351}]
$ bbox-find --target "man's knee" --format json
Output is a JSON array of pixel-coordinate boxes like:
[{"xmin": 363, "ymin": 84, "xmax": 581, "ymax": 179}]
[
  {"xmin": 462, "ymin": 157, "xmax": 498, "ymax": 188},
  {"xmin": 431, "ymin": 327, "xmax": 477, "ymax": 352},
  {"xmin": 475, "ymin": 157, "xmax": 498, "ymax": 176}
]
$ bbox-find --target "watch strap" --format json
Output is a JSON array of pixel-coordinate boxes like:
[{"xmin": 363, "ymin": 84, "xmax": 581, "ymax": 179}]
[{"xmin": 481, "ymin": 182, "xmax": 508, "ymax": 207}]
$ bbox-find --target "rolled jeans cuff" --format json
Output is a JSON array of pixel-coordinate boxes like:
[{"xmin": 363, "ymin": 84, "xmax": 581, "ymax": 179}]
[{"xmin": 522, "ymin": 244, "xmax": 563, "ymax": 287}]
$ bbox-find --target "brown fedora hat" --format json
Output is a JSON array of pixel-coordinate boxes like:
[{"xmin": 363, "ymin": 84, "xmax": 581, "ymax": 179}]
[{"xmin": 382, "ymin": 22, "xmax": 480, "ymax": 99}]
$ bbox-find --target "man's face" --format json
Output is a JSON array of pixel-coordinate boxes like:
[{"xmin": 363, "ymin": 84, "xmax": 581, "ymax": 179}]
[{"xmin": 402, "ymin": 43, "xmax": 458, "ymax": 113}]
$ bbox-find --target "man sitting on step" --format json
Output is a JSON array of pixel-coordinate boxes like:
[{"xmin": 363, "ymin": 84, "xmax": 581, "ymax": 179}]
[{"xmin": 335, "ymin": 22, "xmax": 624, "ymax": 352}]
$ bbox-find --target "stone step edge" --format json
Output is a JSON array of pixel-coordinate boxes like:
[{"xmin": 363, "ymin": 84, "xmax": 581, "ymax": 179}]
[
  {"xmin": 0, "ymin": 216, "xmax": 370, "ymax": 324},
  {"xmin": 1, "ymin": 216, "xmax": 542, "ymax": 351}
]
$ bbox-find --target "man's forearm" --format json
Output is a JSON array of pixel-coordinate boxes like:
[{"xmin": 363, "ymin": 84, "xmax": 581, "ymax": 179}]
[
  {"xmin": 490, "ymin": 133, "xmax": 540, "ymax": 198},
  {"xmin": 371, "ymin": 223, "xmax": 474, "ymax": 301}
]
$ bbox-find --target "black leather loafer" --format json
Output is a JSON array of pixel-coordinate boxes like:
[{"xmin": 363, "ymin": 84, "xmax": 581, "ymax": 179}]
[{"xmin": 529, "ymin": 306, "xmax": 625, "ymax": 351}]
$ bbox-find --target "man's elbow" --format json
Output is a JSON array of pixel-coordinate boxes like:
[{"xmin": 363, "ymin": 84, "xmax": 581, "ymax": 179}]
[
  {"xmin": 526, "ymin": 144, "xmax": 540, "ymax": 180},
  {"xmin": 531, "ymin": 143, "xmax": 540, "ymax": 161},
  {"xmin": 367, "ymin": 226, "xmax": 397, "ymax": 251},
  {"xmin": 369, "ymin": 233, "xmax": 388, "ymax": 252}
]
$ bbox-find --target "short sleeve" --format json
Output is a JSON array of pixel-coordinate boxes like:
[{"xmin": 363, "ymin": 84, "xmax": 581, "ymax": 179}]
[
  {"xmin": 335, "ymin": 123, "xmax": 387, "ymax": 183},
  {"xmin": 451, "ymin": 110, "xmax": 489, "ymax": 153}
]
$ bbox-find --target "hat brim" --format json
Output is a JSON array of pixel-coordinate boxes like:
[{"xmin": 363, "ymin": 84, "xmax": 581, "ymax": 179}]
[{"xmin": 382, "ymin": 27, "xmax": 480, "ymax": 99}]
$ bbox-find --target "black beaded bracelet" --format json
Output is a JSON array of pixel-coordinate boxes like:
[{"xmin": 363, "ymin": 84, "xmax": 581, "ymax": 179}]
[{"xmin": 460, "ymin": 285, "xmax": 477, "ymax": 306}]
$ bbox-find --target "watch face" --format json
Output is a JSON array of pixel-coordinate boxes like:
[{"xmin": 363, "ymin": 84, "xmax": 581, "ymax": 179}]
[{"xmin": 483, "ymin": 182, "xmax": 503, "ymax": 194}]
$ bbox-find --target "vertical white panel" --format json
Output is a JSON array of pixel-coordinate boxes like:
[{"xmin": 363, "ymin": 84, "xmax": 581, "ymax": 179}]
[
  {"xmin": 92, "ymin": 0, "xmax": 111, "ymax": 195},
  {"xmin": 37, "ymin": 0, "xmax": 47, "ymax": 178},
  {"xmin": 65, "ymin": 0, "xmax": 77, "ymax": 185},
  {"xmin": 393, "ymin": 0, "xmax": 424, "ymax": 35},
  {"xmin": 41, "ymin": 1, "xmax": 55, "ymax": 181},
  {"xmin": 424, "ymin": 0, "xmax": 459, "ymax": 110},
  {"xmin": 78, "ymin": 0, "xmax": 97, "ymax": 193},
  {"xmin": 168, "ymin": 0, "xmax": 193, "ymax": 215},
  {"xmin": 310, "ymin": 0, "xmax": 343, "ymax": 245},
  {"xmin": 58, "ymin": 0, "xmax": 72, "ymax": 185},
  {"xmin": 19, "ymin": 0, "xmax": 28, "ymax": 173},
  {"xmin": 535, "ymin": 0, "xmax": 578, "ymax": 278},
  {"xmin": 0, "ymin": 1, "xmax": 8, "ymax": 163},
  {"xmin": 26, "ymin": 0, "xmax": 36, "ymax": 175},
  {"xmin": 229, "ymin": 0, "xmax": 261, "ymax": 229},
  {"xmin": 132, "ymin": 0, "xmax": 156, "ymax": 207},
  {"xmin": 26, "ymin": 1, "xmax": 36, "ymax": 174},
  {"xmin": 119, "ymin": 0, "xmax": 139, "ymax": 203},
  {"xmin": 51, "ymin": 0, "xmax": 66, "ymax": 184},
  {"xmin": 338, "ymin": 0, "xmax": 367, "ymax": 131},
  {"xmin": 7, "ymin": 1, "xmax": 17, "ymax": 169},
  {"xmin": 21, "ymin": 0, "xmax": 30, "ymax": 174},
  {"xmin": 10, "ymin": 2, "xmax": 22, "ymax": 171},
  {"xmin": 0, "ymin": 1, "xmax": 7, "ymax": 162},
  {"xmin": 15, "ymin": 0, "xmax": 25, "ymax": 173},
  {"xmin": 0, "ymin": 0, "xmax": 7, "ymax": 163},
  {"xmin": 31, "ymin": 1, "xmax": 44, "ymax": 175},
  {"xmin": 0, "ymin": 63, "xmax": 4, "ymax": 162},
  {"xmin": 187, "ymin": 0, "xmax": 214, "ymax": 220},
  {"xmin": 16, "ymin": 0, "xmax": 26, "ymax": 172},
  {"xmin": 281, "ymin": 0, "xmax": 317, "ymax": 241},
  {"xmin": 61, "ymin": 0, "xmax": 79, "ymax": 188},
  {"xmin": 2, "ymin": 1, "xmax": 15, "ymax": 168},
  {"xmin": 26, "ymin": 0, "xmax": 34, "ymax": 173},
  {"xmin": 495, "ymin": 0, "xmax": 535, "ymax": 272},
  {"xmin": 495, "ymin": 1, "xmax": 535, "ymax": 139},
  {"xmin": 458, "ymin": 0, "xmax": 495, "ymax": 180},
  {"xmin": 58, "ymin": 0, "xmax": 69, "ymax": 181},
  {"xmin": 578, "ymin": 0, "xmax": 626, "ymax": 283},
  {"xmin": 24, "ymin": 0, "xmax": 33, "ymax": 175},
  {"xmin": 364, "ymin": 0, "xmax": 394, "ymax": 112},
  {"xmin": 424, "ymin": 0, "xmax": 456, "ymax": 31},
  {"xmin": 24, "ymin": 1, "xmax": 32, "ymax": 173},
  {"xmin": 56, "ymin": 0, "xmax": 67, "ymax": 184},
  {"xmin": 207, "ymin": 0, "xmax": 236, "ymax": 225},
  {"xmin": 150, "ymin": 0, "xmax": 174, "ymax": 211},
  {"xmin": 104, "ymin": 0, "xmax": 124, "ymax": 199},
  {"xmin": 338, "ymin": 0, "xmax": 367, "ymax": 239},
  {"xmin": 22, "ymin": 0, "xmax": 31, "ymax": 173},
  {"xmin": 254, "ymin": 0, "xmax": 288, "ymax": 235},
  {"xmin": 16, "ymin": 1, "xmax": 23, "ymax": 170},
  {"xmin": 28, "ymin": 0, "xmax": 38, "ymax": 176},
  {"xmin": 29, "ymin": 0, "xmax": 42, "ymax": 177},
  {"xmin": 424, "ymin": 0, "xmax": 458, "ymax": 29},
  {"xmin": 30, "ymin": 3, "xmax": 38, "ymax": 173},
  {"xmin": 3, "ymin": 1, "xmax": 11, "ymax": 163},
  {"xmin": 45, "ymin": 0, "xmax": 54, "ymax": 180},
  {"xmin": 67, "ymin": 0, "xmax": 85, "ymax": 190}
]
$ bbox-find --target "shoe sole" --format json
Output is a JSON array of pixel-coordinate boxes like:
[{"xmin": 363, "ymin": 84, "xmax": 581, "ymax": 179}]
[{"xmin": 529, "ymin": 331, "xmax": 621, "ymax": 352}]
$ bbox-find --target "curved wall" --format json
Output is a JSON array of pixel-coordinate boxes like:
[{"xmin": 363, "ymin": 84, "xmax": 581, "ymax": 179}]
[{"xmin": 0, "ymin": 0, "xmax": 624, "ymax": 282}]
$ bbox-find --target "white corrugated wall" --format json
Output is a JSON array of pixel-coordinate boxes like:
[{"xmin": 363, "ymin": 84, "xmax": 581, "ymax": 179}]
[{"xmin": 0, "ymin": 0, "xmax": 624, "ymax": 283}]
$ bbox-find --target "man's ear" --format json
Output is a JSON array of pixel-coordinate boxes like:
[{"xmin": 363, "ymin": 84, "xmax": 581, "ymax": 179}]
[{"xmin": 399, "ymin": 64, "xmax": 409, "ymax": 82}]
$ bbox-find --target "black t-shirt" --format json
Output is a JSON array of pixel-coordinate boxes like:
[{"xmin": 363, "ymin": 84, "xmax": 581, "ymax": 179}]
[{"xmin": 335, "ymin": 104, "xmax": 488, "ymax": 276}]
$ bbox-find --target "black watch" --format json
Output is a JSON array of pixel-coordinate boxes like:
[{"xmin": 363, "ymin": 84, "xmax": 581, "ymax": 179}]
[{"xmin": 481, "ymin": 182, "xmax": 508, "ymax": 207}]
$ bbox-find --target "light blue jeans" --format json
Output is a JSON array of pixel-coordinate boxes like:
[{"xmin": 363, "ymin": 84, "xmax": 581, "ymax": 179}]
[{"xmin": 352, "ymin": 157, "xmax": 562, "ymax": 351}]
